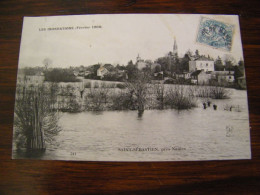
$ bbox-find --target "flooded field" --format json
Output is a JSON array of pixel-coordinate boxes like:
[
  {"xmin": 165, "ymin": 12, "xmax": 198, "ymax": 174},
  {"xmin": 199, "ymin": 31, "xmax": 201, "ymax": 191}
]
[{"xmin": 13, "ymin": 88, "xmax": 251, "ymax": 161}]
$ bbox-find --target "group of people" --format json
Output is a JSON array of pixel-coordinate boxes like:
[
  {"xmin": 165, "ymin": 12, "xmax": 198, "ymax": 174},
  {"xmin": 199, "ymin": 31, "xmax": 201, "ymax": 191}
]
[{"xmin": 202, "ymin": 101, "xmax": 217, "ymax": 110}]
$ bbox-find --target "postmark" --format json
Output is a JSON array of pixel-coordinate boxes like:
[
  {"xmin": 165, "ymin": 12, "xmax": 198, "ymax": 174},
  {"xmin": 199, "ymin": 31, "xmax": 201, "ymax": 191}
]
[{"xmin": 196, "ymin": 17, "xmax": 234, "ymax": 51}]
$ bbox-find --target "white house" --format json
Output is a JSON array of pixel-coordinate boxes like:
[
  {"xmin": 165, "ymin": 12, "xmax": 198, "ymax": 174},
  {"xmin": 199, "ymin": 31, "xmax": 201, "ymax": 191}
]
[
  {"xmin": 97, "ymin": 66, "xmax": 108, "ymax": 79},
  {"xmin": 189, "ymin": 56, "xmax": 214, "ymax": 72}
]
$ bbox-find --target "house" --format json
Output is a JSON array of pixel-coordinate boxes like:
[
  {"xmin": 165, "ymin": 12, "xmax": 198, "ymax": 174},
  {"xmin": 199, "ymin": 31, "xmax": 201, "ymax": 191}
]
[
  {"xmin": 190, "ymin": 70, "xmax": 211, "ymax": 85},
  {"xmin": 73, "ymin": 70, "xmax": 79, "ymax": 77},
  {"xmin": 218, "ymin": 72, "xmax": 234, "ymax": 83},
  {"xmin": 78, "ymin": 70, "xmax": 85, "ymax": 77},
  {"xmin": 211, "ymin": 71, "xmax": 235, "ymax": 84},
  {"xmin": 175, "ymin": 72, "xmax": 191, "ymax": 80},
  {"xmin": 84, "ymin": 71, "xmax": 92, "ymax": 77},
  {"xmin": 117, "ymin": 70, "xmax": 128, "ymax": 80},
  {"xmin": 97, "ymin": 66, "xmax": 108, "ymax": 79},
  {"xmin": 153, "ymin": 71, "xmax": 164, "ymax": 80},
  {"xmin": 189, "ymin": 56, "xmax": 214, "ymax": 72}
]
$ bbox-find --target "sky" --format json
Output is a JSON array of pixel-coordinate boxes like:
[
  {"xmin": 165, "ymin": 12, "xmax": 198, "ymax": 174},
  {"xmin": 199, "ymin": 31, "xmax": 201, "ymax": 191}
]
[{"xmin": 18, "ymin": 14, "xmax": 244, "ymax": 68}]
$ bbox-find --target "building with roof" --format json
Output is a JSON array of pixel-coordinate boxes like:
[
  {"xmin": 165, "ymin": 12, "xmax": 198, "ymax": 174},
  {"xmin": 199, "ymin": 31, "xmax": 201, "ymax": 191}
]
[
  {"xmin": 211, "ymin": 71, "xmax": 235, "ymax": 84},
  {"xmin": 190, "ymin": 70, "xmax": 211, "ymax": 85},
  {"xmin": 189, "ymin": 56, "xmax": 214, "ymax": 72},
  {"xmin": 211, "ymin": 71, "xmax": 235, "ymax": 85},
  {"xmin": 97, "ymin": 66, "xmax": 108, "ymax": 79}
]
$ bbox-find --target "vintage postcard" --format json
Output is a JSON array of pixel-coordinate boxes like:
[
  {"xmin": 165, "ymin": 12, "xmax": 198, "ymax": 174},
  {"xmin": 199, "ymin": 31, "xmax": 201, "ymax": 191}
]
[{"xmin": 12, "ymin": 14, "xmax": 251, "ymax": 161}]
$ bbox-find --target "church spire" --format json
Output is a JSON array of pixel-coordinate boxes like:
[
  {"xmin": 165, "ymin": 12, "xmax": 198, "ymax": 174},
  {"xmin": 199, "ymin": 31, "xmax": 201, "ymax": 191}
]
[{"xmin": 173, "ymin": 37, "xmax": 178, "ymax": 55}]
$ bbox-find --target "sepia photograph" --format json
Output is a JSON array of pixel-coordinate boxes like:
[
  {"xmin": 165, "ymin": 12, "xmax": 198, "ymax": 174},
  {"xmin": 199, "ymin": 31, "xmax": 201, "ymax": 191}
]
[{"xmin": 12, "ymin": 14, "xmax": 251, "ymax": 161}]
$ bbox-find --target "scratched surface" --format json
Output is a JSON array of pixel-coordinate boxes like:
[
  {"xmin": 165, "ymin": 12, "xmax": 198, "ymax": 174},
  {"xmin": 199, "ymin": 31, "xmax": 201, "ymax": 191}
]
[{"xmin": 0, "ymin": 0, "xmax": 260, "ymax": 194}]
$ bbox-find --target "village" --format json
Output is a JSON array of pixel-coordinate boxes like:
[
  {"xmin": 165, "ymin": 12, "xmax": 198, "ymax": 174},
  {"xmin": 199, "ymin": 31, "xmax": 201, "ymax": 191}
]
[{"xmin": 18, "ymin": 38, "xmax": 246, "ymax": 90}]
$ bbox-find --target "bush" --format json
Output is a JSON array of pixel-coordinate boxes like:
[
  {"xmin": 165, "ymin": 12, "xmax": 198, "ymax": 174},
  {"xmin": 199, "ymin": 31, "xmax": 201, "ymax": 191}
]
[
  {"xmin": 116, "ymin": 83, "xmax": 126, "ymax": 89},
  {"xmin": 45, "ymin": 68, "xmax": 80, "ymax": 82},
  {"xmin": 110, "ymin": 90, "xmax": 134, "ymax": 110},
  {"xmin": 165, "ymin": 85, "xmax": 197, "ymax": 110},
  {"xmin": 210, "ymin": 86, "xmax": 231, "ymax": 99},
  {"xmin": 93, "ymin": 82, "xmax": 99, "ymax": 88},
  {"xmin": 196, "ymin": 86, "xmax": 212, "ymax": 98},
  {"xmin": 84, "ymin": 88, "xmax": 109, "ymax": 111},
  {"xmin": 192, "ymin": 85, "xmax": 231, "ymax": 99},
  {"xmin": 84, "ymin": 82, "xmax": 91, "ymax": 88}
]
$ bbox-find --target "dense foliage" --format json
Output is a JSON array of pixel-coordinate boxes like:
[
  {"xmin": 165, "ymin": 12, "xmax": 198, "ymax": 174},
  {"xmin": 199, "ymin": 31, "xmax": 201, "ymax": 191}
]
[{"xmin": 44, "ymin": 68, "xmax": 80, "ymax": 82}]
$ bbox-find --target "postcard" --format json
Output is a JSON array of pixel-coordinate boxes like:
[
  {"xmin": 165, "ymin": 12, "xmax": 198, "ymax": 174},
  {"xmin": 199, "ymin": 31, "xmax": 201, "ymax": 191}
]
[{"xmin": 12, "ymin": 14, "xmax": 251, "ymax": 161}]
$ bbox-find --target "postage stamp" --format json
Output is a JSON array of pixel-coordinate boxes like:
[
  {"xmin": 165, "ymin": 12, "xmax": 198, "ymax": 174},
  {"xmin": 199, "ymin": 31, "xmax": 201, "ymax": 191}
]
[{"xmin": 196, "ymin": 17, "xmax": 234, "ymax": 51}]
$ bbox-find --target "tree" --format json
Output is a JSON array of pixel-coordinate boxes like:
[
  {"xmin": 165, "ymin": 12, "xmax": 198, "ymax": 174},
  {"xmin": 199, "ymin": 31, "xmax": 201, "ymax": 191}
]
[
  {"xmin": 44, "ymin": 68, "xmax": 79, "ymax": 82},
  {"xmin": 43, "ymin": 58, "xmax": 52, "ymax": 70},
  {"xmin": 154, "ymin": 83, "xmax": 165, "ymax": 109},
  {"xmin": 125, "ymin": 71, "xmax": 151, "ymax": 112},
  {"xmin": 14, "ymin": 84, "xmax": 61, "ymax": 152},
  {"xmin": 238, "ymin": 59, "xmax": 244, "ymax": 67},
  {"xmin": 116, "ymin": 64, "xmax": 126, "ymax": 70},
  {"xmin": 223, "ymin": 54, "xmax": 236, "ymax": 71},
  {"xmin": 173, "ymin": 53, "xmax": 181, "ymax": 73},
  {"xmin": 215, "ymin": 56, "xmax": 224, "ymax": 71},
  {"xmin": 154, "ymin": 65, "xmax": 161, "ymax": 73},
  {"xmin": 195, "ymin": 49, "xmax": 200, "ymax": 57},
  {"xmin": 126, "ymin": 60, "xmax": 138, "ymax": 80},
  {"xmin": 186, "ymin": 49, "xmax": 193, "ymax": 57},
  {"xmin": 179, "ymin": 50, "xmax": 193, "ymax": 73},
  {"xmin": 156, "ymin": 56, "xmax": 170, "ymax": 73},
  {"xmin": 23, "ymin": 67, "xmax": 43, "ymax": 76},
  {"xmin": 234, "ymin": 60, "xmax": 245, "ymax": 83}
]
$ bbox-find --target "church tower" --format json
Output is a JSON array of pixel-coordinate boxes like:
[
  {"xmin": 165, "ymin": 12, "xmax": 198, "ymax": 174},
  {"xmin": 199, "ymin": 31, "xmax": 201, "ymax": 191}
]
[
  {"xmin": 136, "ymin": 53, "xmax": 141, "ymax": 63},
  {"xmin": 173, "ymin": 37, "xmax": 178, "ymax": 55}
]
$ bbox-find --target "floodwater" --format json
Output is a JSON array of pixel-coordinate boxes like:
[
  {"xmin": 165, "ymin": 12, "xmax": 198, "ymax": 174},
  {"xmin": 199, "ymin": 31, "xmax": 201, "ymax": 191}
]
[{"xmin": 13, "ymin": 88, "xmax": 251, "ymax": 161}]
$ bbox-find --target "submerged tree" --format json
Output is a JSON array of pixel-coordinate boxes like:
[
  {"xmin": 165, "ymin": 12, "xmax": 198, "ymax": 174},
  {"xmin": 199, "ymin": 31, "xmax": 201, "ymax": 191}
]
[
  {"xmin": 14, "ymin": 84, "xmax": 61, "ymax": 151},
  {"xmin": 125, "ymin": 71, "xmax": 151, "ymax": 112},
  {"xmin": 154, "ymin": 83, "xmax": 165, "ymax": 109}
]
